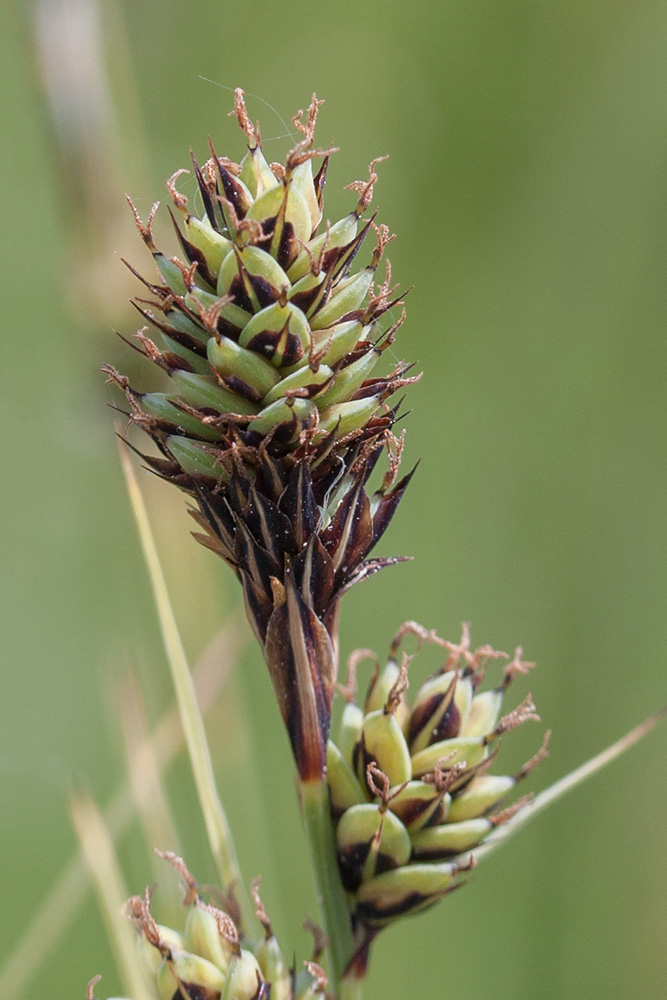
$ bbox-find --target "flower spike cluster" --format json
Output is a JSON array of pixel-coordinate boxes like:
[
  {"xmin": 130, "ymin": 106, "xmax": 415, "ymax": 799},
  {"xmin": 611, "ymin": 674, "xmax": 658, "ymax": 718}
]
[
  {"xmin": 327, "ymin": 623, "xmax": 548, "ymax": 928},
  {"xmin": 105, "ymin": 90, "xmax": 417, "ymax": 777},
  {"xmin": 121, "ymin": 852, "xmax": 326, "ymax": 1000}
]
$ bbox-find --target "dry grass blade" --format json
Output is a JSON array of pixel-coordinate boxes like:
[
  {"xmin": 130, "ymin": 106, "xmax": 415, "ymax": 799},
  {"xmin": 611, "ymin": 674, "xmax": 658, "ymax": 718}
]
[
  {"xmin": 117, "ymin": 670, "xmax": 182, "ymax": 855},
  {"xmin": 119, "ymin": 439, "xmax": 248, "ymax": 920},
  {"xmin": 69, "ymin": 791, "xmax": 153, "ymax": 1000},
  {"xmin": 0, "ymin": 624, "xmax": 242, "ymax": 1000}
]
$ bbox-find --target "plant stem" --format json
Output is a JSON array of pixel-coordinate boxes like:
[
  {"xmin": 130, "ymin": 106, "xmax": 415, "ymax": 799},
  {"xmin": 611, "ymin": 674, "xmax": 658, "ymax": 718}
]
[
  {"xmin": 300, "ymin": 778, "xmax": 357, "ymax": 997},
  {"xmin": 338, "ymin": 972, "xmax": 365, "ymax": 1000}
]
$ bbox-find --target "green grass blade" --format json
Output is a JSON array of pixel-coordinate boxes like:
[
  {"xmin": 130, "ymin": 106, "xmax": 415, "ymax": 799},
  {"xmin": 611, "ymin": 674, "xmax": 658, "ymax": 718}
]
[
  {"xmin": 471, "ymin": 708, "xmax": 666, "ymax": 864},
  {"xmin": 119, "ymin": 441, "xmax": 249, "ymax": 923}
]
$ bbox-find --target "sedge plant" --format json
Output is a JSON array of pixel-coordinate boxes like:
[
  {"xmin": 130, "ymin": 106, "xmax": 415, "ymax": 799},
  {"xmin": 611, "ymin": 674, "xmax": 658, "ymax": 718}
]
[{"xmin": 100, "ymin": 89, "xmax": 664, "ymax": 1000}]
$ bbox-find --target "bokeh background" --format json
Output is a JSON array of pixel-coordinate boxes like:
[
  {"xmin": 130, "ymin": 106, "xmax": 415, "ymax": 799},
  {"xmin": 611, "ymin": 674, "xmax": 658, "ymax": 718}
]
[{"xmin": 2, "ymin": 1, "xmax": 667, "ymax": 998}]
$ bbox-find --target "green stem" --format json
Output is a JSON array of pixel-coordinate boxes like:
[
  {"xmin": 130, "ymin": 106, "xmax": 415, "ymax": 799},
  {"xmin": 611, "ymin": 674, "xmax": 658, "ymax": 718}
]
[
  {"xmin": 338, "ymin": 972, "xmax": 365, "ymax": 1000},
  {"xmin": 300, "ymin": 778, "xmax": 357, "ymax": 996}
]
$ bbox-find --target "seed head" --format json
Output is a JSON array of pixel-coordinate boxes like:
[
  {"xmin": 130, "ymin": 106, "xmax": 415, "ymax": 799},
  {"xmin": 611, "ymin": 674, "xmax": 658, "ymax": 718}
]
[{"xmin": 106, "ymin": 90, "xmax": 418, "ymax": 778}]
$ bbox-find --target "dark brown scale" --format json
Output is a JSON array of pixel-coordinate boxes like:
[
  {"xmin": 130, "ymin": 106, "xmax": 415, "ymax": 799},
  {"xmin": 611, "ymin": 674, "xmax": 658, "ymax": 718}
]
[
  {"xmin": 389, "ymin": 786, "xmax": 444, "ymax": 827},
  {"xmin": 190, "ymin": 151, "xmax": 219, "ymax": 232},
  {"xmin": 407, "ymin": 693, "xmax": 443, "ymax": 748},
  {"xmin": 289, "ymin": 275, "xmax": 329, "ymax": 314},
  {"xmin": 424, "ymin": 799, "xmax": 448, "ymax": 827},
  {"xmin": 338, "ymin": 844, "xmax": 402, "ymax": 894},
  {"xmin": 160, "ymin": 351, "xmax": 196, "ymax": 373},
  {"xmin": 371, "ymin": 469, "xmax": 415, "ymax": 546},
  {"xmin": 233, "ymin": 519, "xmax": 281, "ymax": 591},
  {"xmin": 215, "ymin": 157, "xmax": 252, "ymax": 218},
  {"xmin": 244, "ymin": 484, "xmax": 296, "ymax": 560},
  {"xmin": 132, "ymin": 303, "xmax": 208, "ymax": 356},
  {"xmin": 320, "ymin": 483, "xmax": 372, "ymax": 569},
  {"xmin": 226, "ymin": 273, "xmax": 255, "ymax": 314},
  {"xmin": 389, "ymin": 796, "xmax": 435, "ymax": 830},
  {"xmin": 313, "ymin": 156, "xmax": 329, "ymax": 220},
  {"xmin": 215, "ymin": 311, "xmax": 247, "ymax": 341},
  {"xmin": 218, "ymin": 372, "xmax": 265, "ymax": 403},
  {"xmin": 356, "ymin": 891, "xmax": 433, "ymax": 924},
  {"xmin": 276, "ymin": 219, "xmax": 299, "ymax": 271},
  {"xmin": 244, "ymin": 326, "xmax": 304, "ymax": 368},
  {"xmin": 352, "ymin": 739, "xmax": 363, "ymax": 781},
  {"xmin": 279, "ymin": 463, "xmax": 319, "ymax": 549},
  {"xmin": 255, "ymin": 450, "xmax": 288, "ymax": 503},
  {"xmin": 407, "ymin": 675, "xmax": 460, "ymax": 750},
  {"xmin": 169, "ymin": 984, "xmax": 221, "ymax": 1000},
  {"xmin": 246, "ymin": 272, "xmax": 284, "ymax": 309},
  {"xmin": 430, "ymin": 700, "xmax": 462, "ymax": 743},
  {"xmin": 322, "ymin": 217, "xmax": 374, "ymax": 283},
  {"xmin": 293, "ymin": 536, "xmax": 335, "ymax": 617},
  {"xmin": 412, "ymin": 836, "xmax": 484, "ymax": 862},
  {"xmin": 168, "ymin": 208, "xmax": 218, "ymax": 289}
]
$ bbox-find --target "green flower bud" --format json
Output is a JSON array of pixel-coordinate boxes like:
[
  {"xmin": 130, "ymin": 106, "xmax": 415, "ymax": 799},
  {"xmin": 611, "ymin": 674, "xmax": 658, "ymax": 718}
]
[
  {"xmin": 137, "ymin": 393, "xmax": 222, "ymax": 442},
  {"xmin": 170, "ymin": 371, "xmax": 258, "ymax": 415},
  {"xmin": 337, "ymin": 699, "xmax": 364, "ymax": 770},
  {"xmin": 364, "ymin": 657, "xmax": 410, "ymax": 731},
  {"xmin": 318, "ymin": 396, "xmax": 382, "ymax": 438},
  {"xmin": 326, "ymin": 739, "xmax": 365, "ymax": 817},
  {"xmin": 461, "ymin": 688, "xmax": 504, "ymax": 738},
  {"xmin": 167, "ymin": 308, "xmax": 212, "ymax": 344},
  {"xmin": 310, "ymin": 269, "xmax": 375, "ymax": 331},
  {"xmin": 312, "ymin": 320, "xmax": 365, "ymax": 368},
  {"xmin": 135, "ymin": 925, "xmax": 185, "ymax": 977},
  {"xmin": 411, "ymin": 818, "xmax": 492, "ymax": 859},
  {"xmin": 239, "ymin": 300, "xmax": 311, "ymax": 368},
  {"xmin": 410, "ymin": 735, "xmax": 487, "ymax": 779},
  {"xmin": 165, "ymin": 437, "xmax": 226, "ymax": 480},
  {"xmin": 355, "ymin": 861, "xmax": 467, "ymax": 927},
  {"xmin": 336, "ymin": 802, "xmax": 411, "ymax": 891},
  {"xmin": 162, "ymin": 334, "xmax": 212, "ymax": 376},
  {"xmin": 253, "ymin": 934, "xmax": 290, "ymax": 1000},
  {"xmin": 245, "ymin": 180, "xmax": 312, "ymax": 263},
  {"xmin": 291, "ymin": 158, "xmax": 322, "ymax": 234},
  {"xmin": 447, "ymin": 774, "xmax": 515, "ymax": 822},
  {"xmin": 239, "ymin": 145, "xmax": 279, "ymax": 200},
  {"xmin": 360, "ymin": 710, "xmax": 411, "ymax": 787},
  {"xmin": 288, "ymin": 212, "xmax": 359, "ymax": 282},
  {"xmin": 207, "ymin": 335, "xmax": 281, "ymax": 399},
  {"xmin": 185, "ymin": 903, "xmax": 234, "ymax": 974},
  {"xmin": 217, "ymin": 246, "xmax": 290, "ymax": 311},
  {"xmin": 222, "ymin": 949, "xmax": 264, "ymax": 1000},
  {"xmin": 314, "ymin": 347, "xmax": 380, "ymax": 408},
  {"xmin": 387, "ymin": 780, "xmax": 452, "ymax": 833},
  {"xmin": 251, "ymin": 397, "xmax": 315, "ymax": 437},
  {"xmin": 184, "ymin": 216, "xmax": 234, "ymax": 277},
  {"xmin": 156, "ymin": 951, "xmax": 225, "ymax": 1000},
  {"xmin": 262, "ymin": 363, "xmax": 334, "ymax": 406}
]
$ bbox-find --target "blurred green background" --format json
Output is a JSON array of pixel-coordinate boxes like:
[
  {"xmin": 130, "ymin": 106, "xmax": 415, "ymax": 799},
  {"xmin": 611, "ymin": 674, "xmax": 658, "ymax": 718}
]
[{"xmin": 2, "ymin": 1, "xmax": 666, "ymax": 998}]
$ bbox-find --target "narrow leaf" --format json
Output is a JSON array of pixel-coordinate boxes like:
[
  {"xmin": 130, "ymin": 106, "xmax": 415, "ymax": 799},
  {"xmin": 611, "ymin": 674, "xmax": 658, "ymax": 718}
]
[
  {"xmin": 70, "ymin": 791, "xmax": 152, "ymax": 1000},
  {"xmin": 469, "ymin": 708, "xmax": 666, "ymax": 865},
  {"xmin": 119, "ymin": 439, "xmax": 249, "ymax": 922}
]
